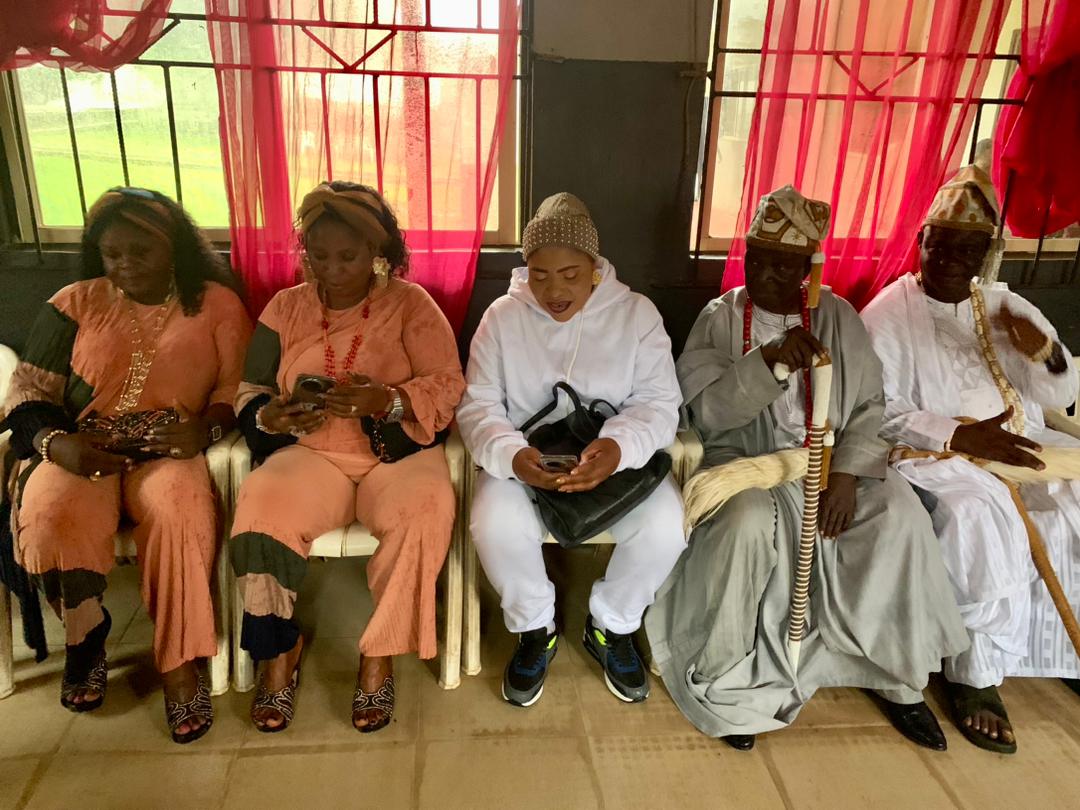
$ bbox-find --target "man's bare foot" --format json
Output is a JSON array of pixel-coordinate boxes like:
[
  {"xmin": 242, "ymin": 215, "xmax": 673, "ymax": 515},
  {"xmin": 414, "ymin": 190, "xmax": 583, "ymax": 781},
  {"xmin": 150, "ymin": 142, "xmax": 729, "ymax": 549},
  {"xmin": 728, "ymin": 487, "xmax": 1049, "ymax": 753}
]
[
  {"xmin": 252, "ymin": 638, "xmax": 304, "ymax": 731},
  {"xmin": 352, "ymin": 655, "xmax": 393, "ymax": 731},
  {"xmin": 962, "ymin": 707, "xmax": 1015, "ymax": 744},
  {"xmin": 162, "ymin": 661, "xmax": 207, "ymax": 737},
  {"xmin": 946, "ymin": 681, "xmax": 1017, "ymax": 753}
]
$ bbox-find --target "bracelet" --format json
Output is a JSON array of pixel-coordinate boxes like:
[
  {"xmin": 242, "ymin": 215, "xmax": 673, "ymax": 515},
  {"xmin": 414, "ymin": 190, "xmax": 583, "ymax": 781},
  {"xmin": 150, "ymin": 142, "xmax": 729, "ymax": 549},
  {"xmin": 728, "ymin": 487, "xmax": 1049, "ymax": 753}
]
[
  {"xmin": 1030, "ymin": 335, "xmax": 1054, "ymax": 364},
  {"xmin": 39, "ymin": 429, "xmax": 68, "ymax": 463},
  {"xmin": 254, "ymin": 404, "xmax": 277, "ymax": 435}
]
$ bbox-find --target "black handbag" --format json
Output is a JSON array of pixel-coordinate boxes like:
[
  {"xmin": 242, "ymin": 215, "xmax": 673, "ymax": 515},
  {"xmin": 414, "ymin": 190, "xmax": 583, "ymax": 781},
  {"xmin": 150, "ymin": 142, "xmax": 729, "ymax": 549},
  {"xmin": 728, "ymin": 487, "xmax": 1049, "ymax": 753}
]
[
  {"xmin": 519, "ymin": 382, "xmax": 671, "ymax": 548},
  {"xmin": 360, "ymin": 416, "xmax": 449, "ymax": 463}
]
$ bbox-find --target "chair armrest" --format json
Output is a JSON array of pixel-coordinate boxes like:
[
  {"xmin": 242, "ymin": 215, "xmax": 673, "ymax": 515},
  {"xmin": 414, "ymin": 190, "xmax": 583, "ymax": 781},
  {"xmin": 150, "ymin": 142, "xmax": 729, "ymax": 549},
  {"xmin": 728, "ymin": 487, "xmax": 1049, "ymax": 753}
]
[
  {"xmin": 444, "ymin": 424, "xmax": 465, "ymax": 495},
  {"xmin": 1046, "ymin": 409, "xmax": 1080, "ymax": 442},
  {"xmin": 205, "ymin": 430, "xmax": 240, "ymax": 513},
  {"xmin": 677, "ymin": 428, "xmax": 704, "ymax": 480},
  {"xmin": 229, "ymin": 435, "xmax": 254, "ymax": 506}
]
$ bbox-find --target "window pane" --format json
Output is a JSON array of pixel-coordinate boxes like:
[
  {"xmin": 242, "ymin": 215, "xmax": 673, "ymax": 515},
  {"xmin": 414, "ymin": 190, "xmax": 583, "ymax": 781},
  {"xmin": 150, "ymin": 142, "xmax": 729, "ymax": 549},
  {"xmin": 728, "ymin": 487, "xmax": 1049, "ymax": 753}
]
[
  {"xmin": 170, "ymin": 68, "xmax": 230, "ymax": 226},
  {"xmin": 17, "ymin": 66, "xmax": 82, "ymax": 226}
]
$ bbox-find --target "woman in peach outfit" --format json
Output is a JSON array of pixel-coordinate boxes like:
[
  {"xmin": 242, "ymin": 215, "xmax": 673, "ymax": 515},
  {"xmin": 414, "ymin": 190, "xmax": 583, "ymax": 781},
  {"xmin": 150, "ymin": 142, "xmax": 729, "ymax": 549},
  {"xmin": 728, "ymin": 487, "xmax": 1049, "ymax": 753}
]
[
  {"xmin": 231, "ymin": 181, "xmax": 465, "ymax": 733},
  {"xmin": 2, "ymin": 188, "xmax": 250, "ymax": 743}
]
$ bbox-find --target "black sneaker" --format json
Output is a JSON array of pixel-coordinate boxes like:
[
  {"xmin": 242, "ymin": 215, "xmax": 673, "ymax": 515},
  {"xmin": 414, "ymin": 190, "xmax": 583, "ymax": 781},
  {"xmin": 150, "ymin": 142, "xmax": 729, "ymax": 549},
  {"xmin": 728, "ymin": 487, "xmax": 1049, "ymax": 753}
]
[
  {"xmin": 582, "ymin": 615, "xmax": 650, "ymax": 703},
  {"xmin": 502, "ymin": 628, "xmax": 558, "ymax": 707}
]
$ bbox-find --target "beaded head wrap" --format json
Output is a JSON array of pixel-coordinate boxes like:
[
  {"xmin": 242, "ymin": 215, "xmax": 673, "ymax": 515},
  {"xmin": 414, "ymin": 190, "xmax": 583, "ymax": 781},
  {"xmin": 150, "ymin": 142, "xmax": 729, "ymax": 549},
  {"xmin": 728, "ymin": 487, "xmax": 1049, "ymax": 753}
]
[
  {"xmin": 297, "ymin": 183, "xmax": 390, "ymax": 248},
  {"xmin": 521, "ymin": 192, "xmax": 599, "ymax": 261},
  {"xmin": 85, "ymin": 187, "xmax": 176, "ymax": 247}
]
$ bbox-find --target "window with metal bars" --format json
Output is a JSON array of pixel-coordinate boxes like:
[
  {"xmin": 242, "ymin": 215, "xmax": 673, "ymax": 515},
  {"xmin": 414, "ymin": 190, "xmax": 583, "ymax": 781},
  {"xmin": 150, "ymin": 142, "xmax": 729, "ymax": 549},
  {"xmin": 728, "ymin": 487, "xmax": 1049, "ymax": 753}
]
[
  {"xmin": 693, "ymin": 0, "xmax": 1080, "ymax": 262},
  {"xmin": 0, "ymin": 0, "xmax": 526, "ymax": 250}
]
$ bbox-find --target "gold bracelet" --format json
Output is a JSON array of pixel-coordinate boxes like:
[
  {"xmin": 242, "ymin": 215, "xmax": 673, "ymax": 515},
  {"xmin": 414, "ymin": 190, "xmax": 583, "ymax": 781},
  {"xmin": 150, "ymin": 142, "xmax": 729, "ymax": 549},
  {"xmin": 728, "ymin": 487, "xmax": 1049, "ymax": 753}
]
[
  {"xmin": 39, "ymin": 429, "xmax": 68, "ymax": 464},
  {"xmin": 1030, "ymin": 335, "xmax": 1054, "ymax": 364}
]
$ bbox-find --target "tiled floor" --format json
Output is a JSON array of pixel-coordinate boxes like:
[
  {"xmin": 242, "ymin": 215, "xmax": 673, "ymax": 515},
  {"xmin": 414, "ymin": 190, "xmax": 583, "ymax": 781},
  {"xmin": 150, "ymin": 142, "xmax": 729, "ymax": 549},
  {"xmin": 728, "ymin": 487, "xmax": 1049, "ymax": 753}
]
[{"xmin": 4, "ymin": 548, "xmax": 1080, "ymax": 810}]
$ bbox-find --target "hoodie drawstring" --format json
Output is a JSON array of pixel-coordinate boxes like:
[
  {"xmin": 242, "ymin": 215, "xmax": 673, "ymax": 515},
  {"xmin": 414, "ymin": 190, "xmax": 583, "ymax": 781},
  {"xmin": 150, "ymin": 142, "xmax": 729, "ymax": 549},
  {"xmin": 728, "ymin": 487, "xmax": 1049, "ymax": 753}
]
[{"xmin": 564, "ymin": 309, "xmax": 585, "ymax": 384}]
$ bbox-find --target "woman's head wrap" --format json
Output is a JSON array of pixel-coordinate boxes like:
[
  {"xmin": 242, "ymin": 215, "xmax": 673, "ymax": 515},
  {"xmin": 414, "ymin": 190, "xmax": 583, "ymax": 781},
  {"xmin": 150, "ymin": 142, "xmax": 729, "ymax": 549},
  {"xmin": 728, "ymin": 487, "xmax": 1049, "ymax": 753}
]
[
  {"xmin": 297, "ymin": 183, "xmax": 390, "ymax": 248},
  {"xmin": 85, "ymin": 187, "xmax": 176, "ymax": 247}
]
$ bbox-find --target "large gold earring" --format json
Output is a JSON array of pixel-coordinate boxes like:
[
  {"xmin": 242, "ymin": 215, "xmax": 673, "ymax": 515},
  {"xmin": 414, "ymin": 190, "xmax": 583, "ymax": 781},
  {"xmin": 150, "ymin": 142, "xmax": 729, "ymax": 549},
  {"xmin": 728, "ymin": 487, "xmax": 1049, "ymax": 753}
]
[
  {"xmin": 592, "ymin": 268, "xmax": 602, "ymax": 287},
  {"xmin": 373, "ymin": 256, "xmax": 390, "ymax": 289}
]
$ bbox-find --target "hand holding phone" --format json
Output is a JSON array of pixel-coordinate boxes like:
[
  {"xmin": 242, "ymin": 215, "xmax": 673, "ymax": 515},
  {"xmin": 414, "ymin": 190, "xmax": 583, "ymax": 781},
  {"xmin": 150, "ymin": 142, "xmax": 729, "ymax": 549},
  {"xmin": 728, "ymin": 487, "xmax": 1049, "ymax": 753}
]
[{"xmin": 539, "ymin": 454, "xmax": 579, "ymax": 473}]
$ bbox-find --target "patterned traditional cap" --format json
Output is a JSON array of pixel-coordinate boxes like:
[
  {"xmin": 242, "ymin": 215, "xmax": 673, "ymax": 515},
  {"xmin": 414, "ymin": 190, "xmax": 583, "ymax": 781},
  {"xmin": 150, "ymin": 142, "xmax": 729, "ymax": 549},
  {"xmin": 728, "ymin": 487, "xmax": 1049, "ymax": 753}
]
[
  {"xmin": 923, "ymin": 164, "xmax": 999, "ymax": 235},
  {"xmin": 521, "ymin": 192, "xmax": 599, "ymax": 260},
  {"xmin": 745, "ymin": 185, "xmax": 831, "ymax": 256}
]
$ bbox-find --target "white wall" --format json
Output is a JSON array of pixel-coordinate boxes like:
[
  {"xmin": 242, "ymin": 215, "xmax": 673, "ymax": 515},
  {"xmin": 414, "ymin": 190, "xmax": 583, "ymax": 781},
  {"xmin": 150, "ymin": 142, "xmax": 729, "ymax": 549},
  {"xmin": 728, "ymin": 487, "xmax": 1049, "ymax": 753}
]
[{"xmin": 533, "ymin": 0, "xmax": 713, "ymax": 63}]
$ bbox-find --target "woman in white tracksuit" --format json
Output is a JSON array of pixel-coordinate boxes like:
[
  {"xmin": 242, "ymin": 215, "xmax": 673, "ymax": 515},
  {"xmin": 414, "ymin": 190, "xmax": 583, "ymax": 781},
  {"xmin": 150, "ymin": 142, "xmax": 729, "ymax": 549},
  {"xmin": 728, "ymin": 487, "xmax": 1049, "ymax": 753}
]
[{"xmin": 457, "ymin": 192, "xmax": 686, "ymax": 707}]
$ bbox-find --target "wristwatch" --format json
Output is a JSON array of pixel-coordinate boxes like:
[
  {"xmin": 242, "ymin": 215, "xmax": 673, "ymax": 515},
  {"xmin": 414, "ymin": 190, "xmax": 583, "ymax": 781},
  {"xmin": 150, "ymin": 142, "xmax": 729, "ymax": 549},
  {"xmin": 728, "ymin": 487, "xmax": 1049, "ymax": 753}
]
[
  {"xmin": 207, "ymin": 422, "xmax": 224, "ymax": 443},
  {"xmin": 384, "ymin": 387, "xmax": 405, "ymax": 424}
]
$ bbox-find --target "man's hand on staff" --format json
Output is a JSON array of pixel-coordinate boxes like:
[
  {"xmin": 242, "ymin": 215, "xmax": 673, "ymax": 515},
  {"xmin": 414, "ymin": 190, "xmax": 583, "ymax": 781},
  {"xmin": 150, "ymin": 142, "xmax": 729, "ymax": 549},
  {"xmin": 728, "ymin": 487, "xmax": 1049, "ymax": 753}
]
[
  {"xmin": 949, "ymin": 407, "xmax": 1044, "ymax": 470},
  {"xmin": 819, "ymin": 472, "xmax": 856, "ymax": 539},
  {"xmin": 760, "ymin": 327, "xmax": 828, "ymax": 372}
]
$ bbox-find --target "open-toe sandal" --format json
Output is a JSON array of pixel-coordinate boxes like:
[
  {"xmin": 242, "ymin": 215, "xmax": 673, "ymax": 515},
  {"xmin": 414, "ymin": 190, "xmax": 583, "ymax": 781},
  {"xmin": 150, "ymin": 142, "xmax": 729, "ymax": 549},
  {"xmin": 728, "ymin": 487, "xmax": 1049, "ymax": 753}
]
[
  {"xmin": 60, "ymin": 609, "xmax": 111, "ymax": 713},
  {"xmin": 165, "ymin": 673, "xmax": 214, "ymax": 745},
  {"xmin": 251, "ymin": 644, "xmax": 304, "ymax": 733},
  {"xmin": 946, "ymin": 681, "xmax": 1017, "ymax": 754},
  {"xmin": 352, "ymin": 675, "xmax": 394, "ymax": 733}
]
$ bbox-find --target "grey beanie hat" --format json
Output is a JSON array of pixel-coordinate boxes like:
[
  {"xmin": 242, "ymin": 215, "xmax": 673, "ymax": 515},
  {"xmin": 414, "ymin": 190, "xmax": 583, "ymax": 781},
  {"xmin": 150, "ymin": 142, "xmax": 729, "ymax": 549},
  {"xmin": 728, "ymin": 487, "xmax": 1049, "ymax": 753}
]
[{"xmin": 521, "ymin": 192, "xmax": 600, "ymax": 260}]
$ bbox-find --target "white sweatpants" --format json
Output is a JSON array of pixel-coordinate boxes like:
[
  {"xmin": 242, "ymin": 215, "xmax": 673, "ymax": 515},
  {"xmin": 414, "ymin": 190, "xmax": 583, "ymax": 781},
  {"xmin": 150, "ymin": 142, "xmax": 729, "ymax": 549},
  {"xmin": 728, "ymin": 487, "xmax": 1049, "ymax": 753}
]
[{"xmin": 470, "ymin": 472, "xmax": 687, "ymax": 635}]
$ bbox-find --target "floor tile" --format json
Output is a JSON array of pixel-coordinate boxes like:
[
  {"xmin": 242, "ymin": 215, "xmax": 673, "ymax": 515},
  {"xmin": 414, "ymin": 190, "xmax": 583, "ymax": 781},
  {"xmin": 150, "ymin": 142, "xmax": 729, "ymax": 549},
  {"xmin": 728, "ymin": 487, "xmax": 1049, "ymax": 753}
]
[
  {"xmin": 793, "ymin": 687, "xmax": 891, "ymax": 729},
  {"xmin": 292, "ymin": 558, "xmax": 375, "ymax": 640},
  {"xmin": 920, "ymin": 720, "xmax": 1080, "ymax": 809},
  {"xmin": 223, "ymin": 745, "xmax": 415, "ymax": 809},
  {"xmin": 575, "ymin": 672, "xmax": 693, "ymax": 737},
  {"xmin": 239, "ymin": 637, "xmax": 420, "ymax": 748},
  {"xmin": 0, "ymin": 679, "xmax": 76, "ymax": 757},
  {"xmin": 0, "ymin": 756, "xmax": 42, "ymax": 810},
  {"xmin": 419, "ymin": 737, "xmax": 600, "ymax": 810},
  {"xmin": 588, "ymin": 734, "xmax": 785, "ymax": 810},
  {"xmin": 419, "ymin": 673, "xmax": 585, "ymax": 740},
  {"xmin": 25, "ymin": 752, "xmax": 231, "ymax": 810},
  {"xmin": 762, "ymin": 727, "xmax": 959, "ymax": 810}
]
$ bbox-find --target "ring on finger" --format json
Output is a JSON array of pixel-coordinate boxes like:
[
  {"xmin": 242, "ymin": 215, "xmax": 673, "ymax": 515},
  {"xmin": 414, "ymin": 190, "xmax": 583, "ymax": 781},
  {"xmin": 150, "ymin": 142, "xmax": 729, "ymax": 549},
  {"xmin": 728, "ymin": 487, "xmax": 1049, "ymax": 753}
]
[
  {"xmin": 169, "ymin": 446, "xmax": 183, "ymax": 458},
  {"xmin": 89, "ymin": 470, "xmax": 103, "ymax": 482}
]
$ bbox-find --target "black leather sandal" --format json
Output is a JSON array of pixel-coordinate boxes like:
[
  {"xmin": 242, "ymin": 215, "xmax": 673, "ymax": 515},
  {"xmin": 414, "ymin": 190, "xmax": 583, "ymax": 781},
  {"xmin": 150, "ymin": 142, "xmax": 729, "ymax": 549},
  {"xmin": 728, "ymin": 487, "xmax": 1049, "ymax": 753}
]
[
  {"xmin": 946, "ymin": 681, "xmax": 1017, "ymax": 754},
  {"xmin": 165, "ymin": 673, "xmax": 214, "ymax": 745},
  {"xmin": 352, "ymin": 674, "xmax": 394, "ymax": 733}
]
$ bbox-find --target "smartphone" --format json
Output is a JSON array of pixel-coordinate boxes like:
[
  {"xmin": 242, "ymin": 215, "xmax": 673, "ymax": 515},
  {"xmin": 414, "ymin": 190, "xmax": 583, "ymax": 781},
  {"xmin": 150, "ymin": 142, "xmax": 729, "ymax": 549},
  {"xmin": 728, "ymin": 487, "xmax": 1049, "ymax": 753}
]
[
  {"xmin": 539, "ymin": 454, "xmax": 579, "ymax": 473},
  {"xmin": 291, "ymin": 373, "xmax": 335, "ymax": 407}
]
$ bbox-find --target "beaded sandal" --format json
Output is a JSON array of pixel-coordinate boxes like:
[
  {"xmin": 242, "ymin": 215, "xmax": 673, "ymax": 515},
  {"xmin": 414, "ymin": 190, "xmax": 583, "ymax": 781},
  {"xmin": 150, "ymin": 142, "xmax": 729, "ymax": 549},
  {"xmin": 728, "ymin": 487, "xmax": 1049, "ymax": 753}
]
[
  {"xmin": 165, "ymin": 673, "xmax": 214, "ymax": 745},
  {"xmin": 352, "ymin": 674, "xmax": 395, "ymax": 733},
  {"xmin": 250, "ymin": 644, "xmax": 303, "ymax": 733},
  {"xmin": 60, "ymin": 608, "xmax": 111, "ymax": 713}
]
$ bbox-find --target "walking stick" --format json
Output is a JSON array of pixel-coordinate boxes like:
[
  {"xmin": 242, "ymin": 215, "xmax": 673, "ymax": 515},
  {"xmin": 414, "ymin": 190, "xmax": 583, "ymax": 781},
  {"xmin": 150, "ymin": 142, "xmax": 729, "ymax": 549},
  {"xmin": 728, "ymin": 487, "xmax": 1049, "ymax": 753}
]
[{"xmin": 786, "ymin": 355, "xmax": 833, "ymax": 670}]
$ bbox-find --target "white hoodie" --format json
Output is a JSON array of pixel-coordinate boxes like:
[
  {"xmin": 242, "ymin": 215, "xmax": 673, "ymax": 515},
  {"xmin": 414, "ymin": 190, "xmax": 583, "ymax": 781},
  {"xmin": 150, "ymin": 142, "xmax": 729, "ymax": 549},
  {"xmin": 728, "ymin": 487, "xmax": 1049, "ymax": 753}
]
[{"xmin": 457, "ymin": 258, "xmax": 682, "ymax": 479}]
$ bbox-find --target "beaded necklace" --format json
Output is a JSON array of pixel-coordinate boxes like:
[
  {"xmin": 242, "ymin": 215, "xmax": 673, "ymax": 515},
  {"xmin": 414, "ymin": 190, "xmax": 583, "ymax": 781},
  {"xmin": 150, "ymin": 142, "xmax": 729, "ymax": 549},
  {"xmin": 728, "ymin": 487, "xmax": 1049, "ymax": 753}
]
[
  {"xmin": 743, "ymin": 284, "xmax": 814, "ymax": 448},
  {"xmin": 322, "ymin": 298, "xmax": 372, "ymax": 383}
]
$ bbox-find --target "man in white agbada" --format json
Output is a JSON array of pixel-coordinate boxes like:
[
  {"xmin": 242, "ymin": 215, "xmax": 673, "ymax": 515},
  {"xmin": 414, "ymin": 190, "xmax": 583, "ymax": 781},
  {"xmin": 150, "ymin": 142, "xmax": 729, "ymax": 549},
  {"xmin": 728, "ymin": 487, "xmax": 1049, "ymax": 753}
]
[
  {"xmin": 863, "ymin": 165, "xmax": 1080, "ymax": 754},
  {"xmin": 457, "ymin": 192, "xmax": 686, "ymax": 708},
  {"xmin": 645, "ymin": 186, "xmax": 969, "ymax": 752}
]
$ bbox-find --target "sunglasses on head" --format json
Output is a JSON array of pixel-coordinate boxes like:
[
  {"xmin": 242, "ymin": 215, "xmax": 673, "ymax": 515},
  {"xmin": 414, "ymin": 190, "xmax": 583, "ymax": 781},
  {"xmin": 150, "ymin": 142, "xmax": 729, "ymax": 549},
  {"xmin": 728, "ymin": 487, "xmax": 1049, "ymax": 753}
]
[{"xmin": 111, "ymin": 186, "xmax": 163, "ymax": 202}]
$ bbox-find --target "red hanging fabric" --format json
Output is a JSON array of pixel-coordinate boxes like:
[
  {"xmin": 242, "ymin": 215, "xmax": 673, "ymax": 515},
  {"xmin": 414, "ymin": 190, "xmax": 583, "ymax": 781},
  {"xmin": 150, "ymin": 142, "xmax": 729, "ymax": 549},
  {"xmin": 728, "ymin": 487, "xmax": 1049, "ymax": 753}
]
[
  {"xmin": 0, "ymin": 1, "xmax": 173, "ymax": 71},
  {"xmin": 993, "ymin": 0, "xmax": 1080, "ymax": 237},
  {"xmin": 721, "ymin": 0, "xmax": 1009, "ymax": 310},
  {"xmin": 205, "ymin": 0, "xmax": 520, "ymax": 328}
]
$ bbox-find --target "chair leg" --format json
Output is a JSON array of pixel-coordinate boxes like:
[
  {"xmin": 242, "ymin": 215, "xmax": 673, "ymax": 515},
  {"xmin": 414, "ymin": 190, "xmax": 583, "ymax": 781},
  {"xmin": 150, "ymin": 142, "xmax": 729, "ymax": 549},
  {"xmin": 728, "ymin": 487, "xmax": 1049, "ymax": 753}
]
[
  {"xmin": 463, "ymin": 542, "xmax": 482, "ymax": 677},
  {"xmin": 438, "ymin": 517, "xmax": 463, "ymax": 690},
  {"xmin": 0, "ymin": 583, "xmax": 13, "ymax": 699},
  {"xmin": 208, "ymin": 538, "xmax": 231, "ymax": 696},
  {"xmin": 230, "ymin": 561, "xmax": 255, "ymax": 693}
]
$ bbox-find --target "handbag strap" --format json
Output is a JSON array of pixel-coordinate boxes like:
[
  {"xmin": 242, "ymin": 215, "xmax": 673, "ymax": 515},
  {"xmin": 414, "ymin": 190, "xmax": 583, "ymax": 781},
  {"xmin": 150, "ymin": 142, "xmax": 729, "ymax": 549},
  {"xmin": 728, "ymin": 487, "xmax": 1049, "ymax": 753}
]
[{"xmin": 518, "ymin": 382, "xmax": 589, "ymax": 433}]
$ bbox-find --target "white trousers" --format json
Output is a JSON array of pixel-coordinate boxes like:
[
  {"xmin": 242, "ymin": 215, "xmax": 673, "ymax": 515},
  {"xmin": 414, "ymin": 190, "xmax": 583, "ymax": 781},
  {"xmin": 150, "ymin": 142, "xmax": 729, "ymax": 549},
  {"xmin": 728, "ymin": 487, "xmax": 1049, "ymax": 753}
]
[{"xmin": 470, "ymin": 472, "xmax": 687, "ymax": 635}]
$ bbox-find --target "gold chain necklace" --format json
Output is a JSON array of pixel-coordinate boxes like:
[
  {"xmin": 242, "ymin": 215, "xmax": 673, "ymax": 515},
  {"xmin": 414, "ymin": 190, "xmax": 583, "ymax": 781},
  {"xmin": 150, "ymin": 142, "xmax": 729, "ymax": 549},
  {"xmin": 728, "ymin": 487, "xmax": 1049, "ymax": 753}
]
[
  {"xmin": 969, "ymin": 281, "xmax": 1026, "ymax": 434},
  {"xmin": 116, "ymin": 288, "xmax": 176, "ymax": 413}
]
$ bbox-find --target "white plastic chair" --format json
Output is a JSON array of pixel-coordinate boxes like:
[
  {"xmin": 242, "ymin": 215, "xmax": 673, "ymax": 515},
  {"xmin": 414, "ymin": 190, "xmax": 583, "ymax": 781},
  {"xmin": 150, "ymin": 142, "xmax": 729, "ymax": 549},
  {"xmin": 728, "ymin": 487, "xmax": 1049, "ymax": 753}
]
[
  {"xmin": 461, "ymin": 430, "xmax": 703, "ymax": 676},
  {"xmin": 0, "ymin": 344, "xmax": 234, "ymax": 698},
  {"xmin": 1044, "ymin": 356, "xmax": 1080, "ymax": 441},
  {"xmin": 228, "ymin": 427, "xmax": 466, "ymax": 692}
]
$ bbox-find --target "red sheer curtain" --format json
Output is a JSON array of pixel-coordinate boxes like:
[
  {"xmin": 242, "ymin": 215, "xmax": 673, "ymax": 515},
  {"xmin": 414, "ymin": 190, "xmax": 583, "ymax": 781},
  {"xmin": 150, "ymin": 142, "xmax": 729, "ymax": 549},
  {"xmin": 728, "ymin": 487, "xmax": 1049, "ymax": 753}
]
[
  {"xmin": 722, "ymin": 0, "xmax": 1009, "ymax": 310},
  {"xmin": 205, "ymin": 0, "xmax": 520, "ymax": 327},
  {"xmin": 0, "ymin": 0, "xmax": 173, "ymax": 70},
  {"xmin": 993, "ymin": 0, "xmax": 1080, "ymax": 237}
]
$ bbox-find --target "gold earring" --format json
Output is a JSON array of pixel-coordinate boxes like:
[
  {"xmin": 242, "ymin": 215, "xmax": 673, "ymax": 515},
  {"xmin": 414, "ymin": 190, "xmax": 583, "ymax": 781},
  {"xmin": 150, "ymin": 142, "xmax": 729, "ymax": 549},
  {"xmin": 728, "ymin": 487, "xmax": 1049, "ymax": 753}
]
[
  {"xmin": 373, "ymin": 256, "xmax": 390, "ymax": 289},
  {"xmin": 592, "ymin": 269, "xmax": 602, "ymax": 287}
]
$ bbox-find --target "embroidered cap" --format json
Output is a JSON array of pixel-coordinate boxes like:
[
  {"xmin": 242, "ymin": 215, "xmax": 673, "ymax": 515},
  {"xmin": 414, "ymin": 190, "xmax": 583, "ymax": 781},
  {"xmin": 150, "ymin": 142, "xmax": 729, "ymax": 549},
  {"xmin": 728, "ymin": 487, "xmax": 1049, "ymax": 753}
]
[
  {"xmin": 923, "ymin": 164, "xmax": 999, "ymax": 235},
  {"xmin": 745, "ymin": 185, "xmax": 831, "ymax": 256},
  {"xmin": 521, "ymin": 192, "xmax": 599, "ymax": 261}
]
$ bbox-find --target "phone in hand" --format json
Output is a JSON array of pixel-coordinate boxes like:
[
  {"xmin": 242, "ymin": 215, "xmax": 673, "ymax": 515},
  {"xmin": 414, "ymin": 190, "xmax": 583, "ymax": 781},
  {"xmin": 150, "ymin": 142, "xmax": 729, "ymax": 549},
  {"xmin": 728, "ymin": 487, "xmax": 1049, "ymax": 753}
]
[
  {"xmin": 291, "ymin": 373, "xmax": 335, "ymax": 408},
  {"xmin": 539, "ymin": 454, "xmax": 579, "ymax": 473}
]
